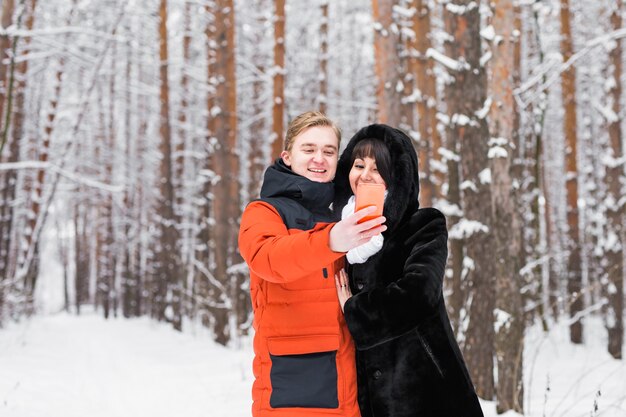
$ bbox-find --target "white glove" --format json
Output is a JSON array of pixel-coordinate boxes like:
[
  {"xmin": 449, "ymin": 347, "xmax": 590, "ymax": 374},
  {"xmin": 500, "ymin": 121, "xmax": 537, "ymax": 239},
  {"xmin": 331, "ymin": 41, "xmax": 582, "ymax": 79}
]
[{"xmin": 341, "ymin": 196, "xmax": 385, "ymax": 264}]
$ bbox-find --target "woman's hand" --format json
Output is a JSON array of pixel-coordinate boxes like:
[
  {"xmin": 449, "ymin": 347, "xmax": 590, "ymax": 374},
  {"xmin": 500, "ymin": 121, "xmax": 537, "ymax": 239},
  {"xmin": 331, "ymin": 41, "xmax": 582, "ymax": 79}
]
[
  {"xmin": 335, "ymin": 269, "xmax": 352, "ymax": 313},
  {"xmin": 329, "ymin": 206, "xmax": 386, "ymax": 253}
]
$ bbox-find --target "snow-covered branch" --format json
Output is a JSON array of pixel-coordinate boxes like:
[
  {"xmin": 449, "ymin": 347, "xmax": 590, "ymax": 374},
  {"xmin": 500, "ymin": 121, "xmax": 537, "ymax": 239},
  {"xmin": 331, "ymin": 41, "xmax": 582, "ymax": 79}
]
[
  {"xmin": 0, "ymin": 161, "xmax": 123, "ymax": 193},
  {"xmin": 426, "ymin": 48, "xmax": 470, "ymax": 72},
  {"xmin": 515, "ymin": 28, "xmax": 626, "ymax": 108},
  {"xmin": 0, "ymin": 25, "xmax": 127, "ymax": 42}
]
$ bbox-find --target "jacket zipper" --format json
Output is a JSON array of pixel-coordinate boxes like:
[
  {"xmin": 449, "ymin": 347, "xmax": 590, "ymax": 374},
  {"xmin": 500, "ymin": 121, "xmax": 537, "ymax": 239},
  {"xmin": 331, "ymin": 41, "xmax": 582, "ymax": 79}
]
[{"xmin": 416, "ymin": 330, "xmax": 444, "ymax": 378}]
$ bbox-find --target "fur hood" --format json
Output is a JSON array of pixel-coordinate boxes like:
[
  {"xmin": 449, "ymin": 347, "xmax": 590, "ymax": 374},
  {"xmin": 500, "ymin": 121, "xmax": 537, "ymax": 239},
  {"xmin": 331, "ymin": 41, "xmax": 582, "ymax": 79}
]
[{"xmin": 333, "ymin": 124, "xmax": 420, "ymax": 231}]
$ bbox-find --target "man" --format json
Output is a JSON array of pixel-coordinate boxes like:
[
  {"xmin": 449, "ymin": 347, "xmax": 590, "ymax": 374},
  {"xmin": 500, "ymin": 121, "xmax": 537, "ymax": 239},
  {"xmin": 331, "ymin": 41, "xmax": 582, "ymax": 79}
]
[{"xmin": 238, "ymin": 111, "xmax": 386, "ymax": 417}]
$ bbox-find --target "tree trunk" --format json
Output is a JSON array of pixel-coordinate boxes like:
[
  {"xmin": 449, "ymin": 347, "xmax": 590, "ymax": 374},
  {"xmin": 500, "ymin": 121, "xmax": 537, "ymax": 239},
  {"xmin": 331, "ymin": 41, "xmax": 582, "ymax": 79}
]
[
  {"xmin": 248, "ymin": 4, "xmax": 267, "ymax": 202},
  {"xmin": 133, "ymin": 81, "xmax": 147, "ymax": 318},
  {"xmin": 208, "ymin": 0, "xmax": 241, "ymax": 345},
  {"xmin": 21, "ymin": 62, "xmax": 63, "ymax": 306},
  {"xmin": 372, "ymin": 0, "xmax": 403, "ymax": 126},
  {"xmin": 74, "ymin": 200, "xmax": 90, "ymax": 315},
  {"xmin": 490, "ymin": 0, "xmax": 524, "ymax": 411},
  {"xmin": 177, "ymin": 1, "xmax": 193, "ymax": 320},
  {"xmin": 605, "ymin": 0, "xmax": 624, "ymax": 360},
  {"xmin": 198, "ymin": 1, "xmax": 219, "ymax": 332},
  {"xmin": 444, "ymin": 0, "xmax": 496, "ymax": 400},
  {"xmin": 0, "ymin": 0, "xmax": 34, "ymax": 319},
  {"xmin": 410, "ymin": 0, "xmax": 440, "ymax": 207},
  {"xmin": 521, "ymin": 1, "xmax": 550, "ymax": 330},
  {"xmin": 18, "ymin": 0, "xmax": 74, "ymax": 309},
  {"xmin": 0, "ymin": 0, "xmax": 15, "ymax": 132},
  {"xmin": 270, "ymin": 0, "xmax": 285, "ymax": 160},
  {"xmin": 560, "ymin": 0, "xmax": 583, "ymax": 344},
  {"xmin": 121, "ymin": 22, "xmax": 134, "ymax": 319},
  {"xmin": 156, "ymin": 0, "xmax": 182, "ymax": 331},
  {"xmin": 94, "ymin": 102, "xmax": 105, "ymax": 313},
  {"xmin": 105, "ymin": 48, "xmax": 117, "ymax": 319},
  {"xmin": 319, "ymin": 1, "xmax": 329, "ymax": 114},
  {"xmin": 55, "ymin": 216, "xmax": 70, "ymax": 312},
  {"xmin": 445, "ymin": 139, "xmax": 464, "ymax": 336}
]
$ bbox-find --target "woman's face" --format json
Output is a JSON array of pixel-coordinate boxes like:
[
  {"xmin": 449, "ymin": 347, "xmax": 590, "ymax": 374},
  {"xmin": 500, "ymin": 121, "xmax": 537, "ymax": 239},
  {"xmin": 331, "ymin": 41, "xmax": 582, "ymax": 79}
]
[{"xmin": 349, "ymin": 156, "xmax": 387, "ymax": 195}]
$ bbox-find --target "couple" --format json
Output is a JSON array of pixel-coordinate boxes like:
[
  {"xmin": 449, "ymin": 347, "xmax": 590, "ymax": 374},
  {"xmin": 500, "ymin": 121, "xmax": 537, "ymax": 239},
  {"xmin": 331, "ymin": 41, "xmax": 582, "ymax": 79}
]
[{"xmin": 238, "ymin": 112, "xmax": 483, "ymax": 417}]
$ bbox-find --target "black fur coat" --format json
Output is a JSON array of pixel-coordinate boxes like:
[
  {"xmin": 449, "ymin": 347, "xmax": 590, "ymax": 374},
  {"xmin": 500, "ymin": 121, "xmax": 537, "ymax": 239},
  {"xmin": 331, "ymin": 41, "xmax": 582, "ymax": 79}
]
[{"xmin": 334, "ymin": 124, "xmax": 484, "ymax": 417}]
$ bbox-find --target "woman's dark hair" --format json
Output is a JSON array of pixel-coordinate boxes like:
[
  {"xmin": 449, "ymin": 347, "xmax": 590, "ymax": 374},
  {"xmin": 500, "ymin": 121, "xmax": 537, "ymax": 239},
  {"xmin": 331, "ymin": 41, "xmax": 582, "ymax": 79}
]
[{"xmin": 350, "ymin": 138, "xmax": 393, "ymax": 186}]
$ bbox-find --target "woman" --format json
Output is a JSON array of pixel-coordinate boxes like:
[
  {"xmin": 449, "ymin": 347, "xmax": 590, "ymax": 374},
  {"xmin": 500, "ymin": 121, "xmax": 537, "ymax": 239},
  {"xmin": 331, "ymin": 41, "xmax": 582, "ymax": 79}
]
[{"xmin": 333, "ymin": 124, "xmax": 484, "ymax": 417}]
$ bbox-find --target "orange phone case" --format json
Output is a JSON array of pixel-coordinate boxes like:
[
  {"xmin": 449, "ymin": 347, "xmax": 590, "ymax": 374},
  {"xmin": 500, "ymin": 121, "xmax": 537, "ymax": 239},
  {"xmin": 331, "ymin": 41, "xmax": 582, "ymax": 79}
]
[{"xmin": 355, "ymin": 183, "xmax": 385, "ymax": 223}]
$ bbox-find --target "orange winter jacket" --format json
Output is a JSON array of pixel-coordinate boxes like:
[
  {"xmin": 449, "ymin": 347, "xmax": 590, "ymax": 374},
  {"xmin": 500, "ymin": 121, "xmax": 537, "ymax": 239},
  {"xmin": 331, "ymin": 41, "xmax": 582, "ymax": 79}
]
[{"xmin": 238, "ymin": 160, "xmax": 360, "ymax": 417}]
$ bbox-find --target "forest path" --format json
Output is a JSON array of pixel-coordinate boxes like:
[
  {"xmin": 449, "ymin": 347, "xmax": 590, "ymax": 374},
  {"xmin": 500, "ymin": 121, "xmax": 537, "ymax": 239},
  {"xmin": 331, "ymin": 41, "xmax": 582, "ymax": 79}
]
[{"xmin": 0, "ymin": 312, "xmax": 252, "ymax": 417}]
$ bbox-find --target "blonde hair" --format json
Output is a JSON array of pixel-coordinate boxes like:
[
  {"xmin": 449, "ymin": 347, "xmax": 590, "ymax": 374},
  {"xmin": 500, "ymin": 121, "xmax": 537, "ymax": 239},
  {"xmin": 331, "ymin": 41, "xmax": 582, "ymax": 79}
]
[{"xmin": 284, "ymin": 111, "xmax": 341, "ymax": 151}]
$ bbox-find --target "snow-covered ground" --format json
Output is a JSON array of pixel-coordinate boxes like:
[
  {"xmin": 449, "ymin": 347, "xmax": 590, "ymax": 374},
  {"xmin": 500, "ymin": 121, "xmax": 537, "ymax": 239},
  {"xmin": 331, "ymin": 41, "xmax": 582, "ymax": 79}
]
[
  {"xmin": 0, "ymin": 312, "xmax": 252, "ymax": 417},
  {"xmin": 520, "ymin": 317, "xmax": 626, "ymax": 417},
  {"xmin": 0, "ymin": 311, "xmax": 624, "ymax": 417}
]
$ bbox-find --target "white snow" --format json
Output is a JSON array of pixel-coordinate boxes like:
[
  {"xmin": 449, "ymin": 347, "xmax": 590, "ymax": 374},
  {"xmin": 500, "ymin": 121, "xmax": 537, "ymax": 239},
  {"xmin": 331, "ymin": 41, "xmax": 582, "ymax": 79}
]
[
  {"xmin": 604, "ymin": 231, "xmax": 623, "ymax": 253},
  {"xmin": 494, "ymin": 308, "xmax": 512, "ymax": 333},
  {"xmin": 487, "ymin": 137, "xmax": 513, "ymax": 159},
  {"xmin": 451, "ymin": 113, "xmax": 471, "ymax": 126},
  {"xmin": 479, "ymin": 168, "xmax": 491, "ymax": 184},
  {"xmin": 401, "ymin": 88, "xmax": 423, "ymax": 104},
  {"xmin": 601, "ymin": 154, "xmax": 626, "ymax": 169},
  {"xmin": 401, "ymin": 26, "xmax": 416, "ymax": 41},
  {"xmin": 0, "ymin": 313, "xmax": 624, "ymax": 417},
  {"xmin": 435, "ymin": 200, "xmax": 464, "ymax": 218},
  {"xmin": 480, "ymin": 50, "xmax": 493, "ymax": 67},
  {"xmin": 0, "ymin": 312, "xmax": 253, "ymax": 417},
  {"xmin": 430, "ymin": 159, "xmax": 447, "ymax": 174},
  {"xmin": 0, "ymin": 161, "xmax": 123, "ymax": 193},
  {"xmin": 445, "ymin": 2, "xmax": 478, "ymax": 15},
  {"xmin": 604, "ymin": 76, "xmax": 617, "ymax": 93},
  {"xmin": 593, "ymin": 101, "xmax": 619, "ymax": 124},
  {"xmin": 438, "ymin": 147, "xmax": 460, "ymax": 162},
  {"xmin": 475, "ymin": 97, "xmax": 493, "ymax": 119},
  {"xmin": 426, "ymin": 47, "xmax": 470, "ymax": 72},
  {"xmin": 522, "ymin": 317, "xmax": 626, "ymax": 417},
  {"xmin": 448, "ymin": 218, "xmax": 489, "ymax": 239},
  {"xmin": 488, "ymin": 146, "xmax": 509, "ymax": 159},
  {"xmin": 436, "ymin": 112, "xmax": 451, "ymax": 126},
  {"xmin": 392, "ymin": 5, "xmax": 415, "ymax": 19},
  {"xmin": 461, "ymin": 180, "xmax": 479, "ymax": 193},
  {"xmin": 481, "ymin": 25, "xmax": 496, "ymax": 41}
]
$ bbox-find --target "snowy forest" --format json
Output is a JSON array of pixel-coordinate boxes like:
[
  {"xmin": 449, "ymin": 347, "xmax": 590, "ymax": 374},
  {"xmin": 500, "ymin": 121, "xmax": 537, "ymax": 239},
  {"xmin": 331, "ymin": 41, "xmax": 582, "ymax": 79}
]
[{"xmin": 0, "ymin": 0, "xmax": 625, "ymax": 415}]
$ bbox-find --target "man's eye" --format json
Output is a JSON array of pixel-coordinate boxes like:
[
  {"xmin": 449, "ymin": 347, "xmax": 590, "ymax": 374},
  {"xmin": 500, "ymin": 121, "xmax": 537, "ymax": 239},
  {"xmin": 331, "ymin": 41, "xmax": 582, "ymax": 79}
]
[
  {"xmin": 324, "ymin": 151, "xmax": 335, "ymax": 156},
  {"xmin": 303, "ymin": 149, "xmax": 314, "ymax": 153}
]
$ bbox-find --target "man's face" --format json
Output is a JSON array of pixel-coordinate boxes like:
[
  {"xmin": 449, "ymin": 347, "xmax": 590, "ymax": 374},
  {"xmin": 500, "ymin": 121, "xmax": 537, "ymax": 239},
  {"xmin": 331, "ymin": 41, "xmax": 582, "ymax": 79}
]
[{"xmin": 281, "ymin": 126, "xmax": 339, "ymax": 183}]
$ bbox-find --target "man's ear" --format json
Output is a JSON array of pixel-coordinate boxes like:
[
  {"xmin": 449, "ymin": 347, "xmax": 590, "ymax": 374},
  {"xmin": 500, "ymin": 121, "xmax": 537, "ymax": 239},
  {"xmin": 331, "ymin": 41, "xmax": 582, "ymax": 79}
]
[{"xmin": 280, "ymin": 150, "xmax": 291, "ymax": 166}]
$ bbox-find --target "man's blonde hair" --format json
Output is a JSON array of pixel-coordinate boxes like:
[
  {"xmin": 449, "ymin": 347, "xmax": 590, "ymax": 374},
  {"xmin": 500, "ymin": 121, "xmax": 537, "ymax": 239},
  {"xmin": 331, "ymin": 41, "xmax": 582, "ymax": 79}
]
[{"xmin": 284, "ymin": 111, "xmax": 341, "ymax": 151}]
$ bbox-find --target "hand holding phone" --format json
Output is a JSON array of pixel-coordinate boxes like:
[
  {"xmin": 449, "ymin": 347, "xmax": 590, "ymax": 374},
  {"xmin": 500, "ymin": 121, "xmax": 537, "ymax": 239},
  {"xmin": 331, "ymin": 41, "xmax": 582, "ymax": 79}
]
[{"xmin": 355, "ymin": 183, "xmax": 385, "ymax": 224}]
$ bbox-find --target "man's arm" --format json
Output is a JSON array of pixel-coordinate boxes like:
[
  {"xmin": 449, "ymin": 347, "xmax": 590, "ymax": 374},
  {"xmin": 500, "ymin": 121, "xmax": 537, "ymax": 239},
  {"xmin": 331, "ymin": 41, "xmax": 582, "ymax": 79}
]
[{"xmin": 238, "ymin": 201, "xmax": 344, "ymax": 283}]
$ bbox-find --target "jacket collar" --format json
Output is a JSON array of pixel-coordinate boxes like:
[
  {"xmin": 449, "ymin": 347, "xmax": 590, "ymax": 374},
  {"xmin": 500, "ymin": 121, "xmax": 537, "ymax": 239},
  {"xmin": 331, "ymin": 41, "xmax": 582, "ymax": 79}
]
[{"xmin": 260, "ymin": 159, "xmax": 335, "ymax": 214}]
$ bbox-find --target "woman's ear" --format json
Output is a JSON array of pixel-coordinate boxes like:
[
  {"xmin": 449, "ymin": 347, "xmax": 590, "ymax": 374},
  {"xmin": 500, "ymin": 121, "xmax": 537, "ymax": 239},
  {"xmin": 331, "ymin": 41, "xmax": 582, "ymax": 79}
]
[{"xmin": 280, "ymin": 150, "xmax": 291, "ymax": 167}]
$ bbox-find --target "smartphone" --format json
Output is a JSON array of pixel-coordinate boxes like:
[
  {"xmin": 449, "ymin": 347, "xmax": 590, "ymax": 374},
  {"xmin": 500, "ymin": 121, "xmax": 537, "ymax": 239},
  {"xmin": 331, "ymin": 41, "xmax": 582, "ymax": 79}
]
[{"xmin": 355, "ymin": 183, "xmax": 385, "ymax": 224}]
